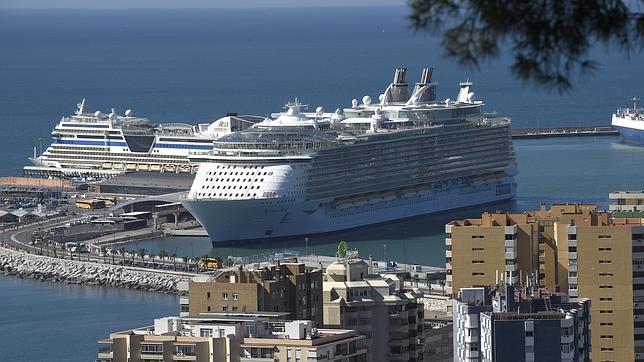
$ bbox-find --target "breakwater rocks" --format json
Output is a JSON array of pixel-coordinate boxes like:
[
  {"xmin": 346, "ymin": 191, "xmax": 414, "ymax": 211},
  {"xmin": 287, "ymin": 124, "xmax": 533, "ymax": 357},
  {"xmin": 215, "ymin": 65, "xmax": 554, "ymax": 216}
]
[{"xmin": 0, "ymin": 247, "xmax": 191, "ymax": 294}]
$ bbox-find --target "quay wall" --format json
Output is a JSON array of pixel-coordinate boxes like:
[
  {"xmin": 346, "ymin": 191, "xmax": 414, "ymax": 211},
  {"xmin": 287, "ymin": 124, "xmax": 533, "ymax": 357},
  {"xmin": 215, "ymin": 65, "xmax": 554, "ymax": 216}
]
[
  {"xmin": 0, "ymin": 246, "xmax": 191, "ymax": 294},
  {"xmin": 0, "ymin": 176, "xmax": 75, "ymax": 189}
]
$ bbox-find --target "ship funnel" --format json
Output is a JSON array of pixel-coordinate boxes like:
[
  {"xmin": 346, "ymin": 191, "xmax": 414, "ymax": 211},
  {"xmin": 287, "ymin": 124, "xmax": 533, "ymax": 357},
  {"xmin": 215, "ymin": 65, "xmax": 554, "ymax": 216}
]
[
  {"xmin": 406, "ymin": 67, "xmax": 437, "ymax": 105},
  {"xmin": 381, "ymin": 68, "xmax": 410, "ymax": 105}
]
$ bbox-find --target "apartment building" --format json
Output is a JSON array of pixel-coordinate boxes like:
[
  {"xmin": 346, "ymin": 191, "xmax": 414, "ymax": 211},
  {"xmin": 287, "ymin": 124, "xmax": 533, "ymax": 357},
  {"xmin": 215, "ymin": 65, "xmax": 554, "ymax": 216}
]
[
  {"xmin": 446, "ymin": 203, "xmax": 644, "ymax": 361},
  {"xmin": 96, "ymin": 312, "xmax": 367, "ymax": 362},
  {"xmin": 453, "ymin": 286, "xmax": 591, "ymax": 362},
  {"xmin": 609, "ymin": 190, "xmax": 644, "ymax": 212},
  {"xmin": 185, "ymin": 262, "xmax": 323, "ymax": 325},
  {"xmin": 322, "ymin": 258, "xmax": 425, "ymax": 362}
]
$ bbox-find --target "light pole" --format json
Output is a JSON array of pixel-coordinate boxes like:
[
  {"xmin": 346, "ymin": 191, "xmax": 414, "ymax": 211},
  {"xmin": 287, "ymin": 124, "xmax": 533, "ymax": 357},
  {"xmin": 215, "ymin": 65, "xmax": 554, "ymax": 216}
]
[
  {"xmin": 383, "ymin": 244, "xmax": 387, "ymax": 267},
  {"xmin": 305, "ymin": 237, "xmax": 309, "ymax": 259}
]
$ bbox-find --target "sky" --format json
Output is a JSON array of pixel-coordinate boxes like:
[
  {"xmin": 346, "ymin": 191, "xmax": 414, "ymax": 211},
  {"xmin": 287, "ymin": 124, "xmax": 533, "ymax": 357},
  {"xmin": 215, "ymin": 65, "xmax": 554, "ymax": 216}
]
[{"xmin": 0, "ymin": 0, "xmax": 405, "ymax": 9}]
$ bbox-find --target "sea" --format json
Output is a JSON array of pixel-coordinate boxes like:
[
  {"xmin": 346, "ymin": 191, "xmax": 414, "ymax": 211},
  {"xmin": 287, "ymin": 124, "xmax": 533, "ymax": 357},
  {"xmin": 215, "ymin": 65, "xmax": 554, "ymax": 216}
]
[{"xmin": 0, "ymin": 6, "xmax": 643, "ymax": 361}]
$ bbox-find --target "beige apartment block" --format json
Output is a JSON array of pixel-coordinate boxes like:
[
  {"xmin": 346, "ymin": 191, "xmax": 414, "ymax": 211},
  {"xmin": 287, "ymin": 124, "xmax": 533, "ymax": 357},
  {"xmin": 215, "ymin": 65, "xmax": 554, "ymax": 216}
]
[
  {"xmin": 445, "ymin": 203, "xmax": 644, "ymax": 361},
  {"xmin": 186, "ymin": 262, "xmax": 323, "ymax": 325},
  {"xmin": 96, "ymin": 313, "xmax": 367, "ymax": 362},
  {"xmin": 322, "ymin": 258, "xmax": 425, "ymax": 362}
]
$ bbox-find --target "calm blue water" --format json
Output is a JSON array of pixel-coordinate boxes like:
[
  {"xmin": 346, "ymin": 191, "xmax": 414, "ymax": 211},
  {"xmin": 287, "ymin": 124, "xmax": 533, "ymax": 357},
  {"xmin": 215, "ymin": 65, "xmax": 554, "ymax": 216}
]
[
  {"xmin": 0, "ymin": 276, "xmax": 177, "ymax": 362},
  {"xmin": 0, "ymin": 6, "xmax": 643, "ymax": 361}
]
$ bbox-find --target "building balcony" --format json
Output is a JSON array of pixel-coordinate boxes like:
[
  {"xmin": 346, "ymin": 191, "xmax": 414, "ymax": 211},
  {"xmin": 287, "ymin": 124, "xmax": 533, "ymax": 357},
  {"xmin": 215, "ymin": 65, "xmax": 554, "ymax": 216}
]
[
  {"xmin": 445, "ymin": 238, "xmax": 452, "ymax": 246},
  {"xmin": 568, "ymin": 252, "xmax": 577, "ymax": 260},
  {"xmin": 98, "ymin": 347, "xmax": 114, "ymax": 361},
  {"xmin": 173, "ymin": 355, "xmax": 197, "ymax": 361},
  {"xmin": 140, "ymin": 354, "xmax": 164, "ymax": 360},
  {"xmin": 505, "ymin": 240, "xmax": 516, "ymax": 248},
  {"xmin": 505, "ymin": 252, "xmax": 516, "ymax": 260},
  {"xmin": 445, "ymin": 250, "xmax": 452, "ymax": 258}
]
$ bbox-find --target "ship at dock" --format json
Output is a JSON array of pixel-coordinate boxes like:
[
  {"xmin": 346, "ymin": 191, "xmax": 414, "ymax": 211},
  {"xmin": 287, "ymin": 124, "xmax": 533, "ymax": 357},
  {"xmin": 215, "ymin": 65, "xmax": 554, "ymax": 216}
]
[
  {"xmin": 25, "ymin": 99, "xmax": 262, "ymax": 178},
  {"xmin": 612, "ymin": 96, "xmax": 644, "ymax": 145},
  {"xmin": 182, "ymin": 68, "xmax": 518, "ymax": 244}
]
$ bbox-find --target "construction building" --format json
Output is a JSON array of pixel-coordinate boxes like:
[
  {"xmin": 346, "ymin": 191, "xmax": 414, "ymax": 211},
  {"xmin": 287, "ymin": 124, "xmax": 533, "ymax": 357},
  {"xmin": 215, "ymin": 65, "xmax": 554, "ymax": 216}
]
[
  {"xmin": 323, "ymin": 258, "xmax": 425, "ymax": 362},
  {"xmin": 185, "ymin": 262, "xmax": 323, "ymax": 326},
  {"xmin": 446, "ymin": 203, "xmax": 644, "ymax": 361},
  {"xmin": 96, "ymin": 312, "xmax": 367, "ymax": 362}
]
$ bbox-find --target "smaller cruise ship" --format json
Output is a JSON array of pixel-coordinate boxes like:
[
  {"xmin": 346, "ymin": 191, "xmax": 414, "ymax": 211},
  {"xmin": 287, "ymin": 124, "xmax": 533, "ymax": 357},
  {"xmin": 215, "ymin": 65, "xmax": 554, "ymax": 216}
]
[
  {"xmin": 612, "ymin": 97, "xmax": 643, "ymax": 144},
  {"xmin": 25, "ymin": 99, "xmax": 262, "ymax": 178}
]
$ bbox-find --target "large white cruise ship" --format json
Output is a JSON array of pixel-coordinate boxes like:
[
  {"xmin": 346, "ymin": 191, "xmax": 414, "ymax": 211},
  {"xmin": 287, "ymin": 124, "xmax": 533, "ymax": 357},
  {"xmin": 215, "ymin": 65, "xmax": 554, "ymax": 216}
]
[
  {"xmin": 612, "ymin": 97, "xmax": 644, "ymax": 145},
  {"xmin": 183, "ymin": 68, "xmax": 518, "ymax": 244},
  {"xmin": 25, "ymin": 99, "xmax": 262, "ymax": 177}
]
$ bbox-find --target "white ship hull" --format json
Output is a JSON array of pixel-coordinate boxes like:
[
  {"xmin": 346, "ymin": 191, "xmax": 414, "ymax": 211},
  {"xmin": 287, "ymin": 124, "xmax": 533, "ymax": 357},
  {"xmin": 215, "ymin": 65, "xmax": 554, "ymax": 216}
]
[
  {"xmin": 183, "ymin": 177, "xmax": 516, "ymax": 244},
  {"xmin": 612, "ymin": 114, "xmax": 644, "ymax": 145}
]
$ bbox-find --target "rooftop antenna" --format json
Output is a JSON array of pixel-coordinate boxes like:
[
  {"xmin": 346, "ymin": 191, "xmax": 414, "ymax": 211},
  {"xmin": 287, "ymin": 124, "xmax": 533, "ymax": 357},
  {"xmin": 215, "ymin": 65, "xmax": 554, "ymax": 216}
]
[
  {"xmin": 632, "ymin": 96, "xmax": 640, "ymax": 110},
  {"xmin": 76, "ymin": 98, "xmax": 86, "ymax": 115}
]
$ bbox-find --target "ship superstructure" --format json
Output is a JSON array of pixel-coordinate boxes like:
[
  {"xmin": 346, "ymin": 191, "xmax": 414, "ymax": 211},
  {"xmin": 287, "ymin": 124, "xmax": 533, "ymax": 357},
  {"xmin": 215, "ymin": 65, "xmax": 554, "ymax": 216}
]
[
  {"xmin": 25, "ymin": 99, "xmax": 262, "ymax": 177},
  {"xmin": 612, "ymin": 97, "xmax": 644, "ymax": 144},
  {"xmin": 183, "ymin": 68, "xmax": 518, "ymax": 244}
]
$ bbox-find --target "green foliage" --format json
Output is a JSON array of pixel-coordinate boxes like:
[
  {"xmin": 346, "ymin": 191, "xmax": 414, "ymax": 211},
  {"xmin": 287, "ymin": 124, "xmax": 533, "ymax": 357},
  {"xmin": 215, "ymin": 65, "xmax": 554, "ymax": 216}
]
[
  {"xmin": 337, "ymin": 241, "xmax": 348, "ymax": 257},
  {"xmin": 409, "ymin": 0, "xmax": 644, "ymax": 91}
]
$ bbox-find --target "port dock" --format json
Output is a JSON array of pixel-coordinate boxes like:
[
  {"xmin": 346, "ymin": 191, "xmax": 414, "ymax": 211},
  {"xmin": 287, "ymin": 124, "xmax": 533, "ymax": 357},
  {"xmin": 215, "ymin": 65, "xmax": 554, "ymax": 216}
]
[{"xmin": 511, "ymin": 125, "xmax": 618, "ymax": 138}]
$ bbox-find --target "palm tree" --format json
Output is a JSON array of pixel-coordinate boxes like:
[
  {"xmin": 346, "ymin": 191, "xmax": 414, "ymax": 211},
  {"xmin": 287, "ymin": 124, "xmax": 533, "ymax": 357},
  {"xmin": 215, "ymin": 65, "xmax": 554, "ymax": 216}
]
[
  {"xmin": 100, "ymin": 246, "xmax": 107, "ymax": 264},
  {"xmin": 171, "ymin": 252, "xmax": 177, "ymax": 271},
  {"xmin": 150, "ymin": 253, "xmax": 156, "ymax": 269},
  {"xmin": 158, "ymin": 250, "xmax": 168, "ymax": 268},
  {"xmin": 138, "ymin": 248, "xmax": 147, "ymax": 267},
  {"xmin": 438, "ymin": 279, "xmax": 446, "ymax": 296},
  {"xmin": 110, "ymin": 247, "xmax": 116, "ymax": 265},
  {"xmin": 182, "ymin": 256, "xmax": 189, "ymax": 271},
  {"xmin": 119, "ymin": 247, "xmax": 127, "ymax": 265}
]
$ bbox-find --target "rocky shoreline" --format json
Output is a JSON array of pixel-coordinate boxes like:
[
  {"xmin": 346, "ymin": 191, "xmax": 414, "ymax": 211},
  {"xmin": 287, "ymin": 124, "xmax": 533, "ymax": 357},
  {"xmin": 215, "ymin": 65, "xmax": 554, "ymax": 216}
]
[{"xmin": 0, "ymin": 247, "xmax": 192, "ymax": 294}]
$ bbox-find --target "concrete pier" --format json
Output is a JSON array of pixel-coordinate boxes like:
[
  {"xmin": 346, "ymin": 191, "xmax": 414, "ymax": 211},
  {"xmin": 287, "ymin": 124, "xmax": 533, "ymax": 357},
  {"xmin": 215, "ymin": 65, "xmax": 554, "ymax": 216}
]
[{"xmin": 0, "ymin": 246, "xmax": 193, "ymax": 294}]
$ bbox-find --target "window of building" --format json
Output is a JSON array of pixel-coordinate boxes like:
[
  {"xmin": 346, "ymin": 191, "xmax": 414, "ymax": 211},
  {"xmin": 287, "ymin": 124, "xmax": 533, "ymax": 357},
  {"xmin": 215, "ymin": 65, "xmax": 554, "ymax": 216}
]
[
  {"xmin": 599, "ymin": 247, "xmax": 612, "ymax": 251},
  {"xmin": 472, "ymin": 272, "xmax": 485, "ymax": 276},
  {"xmin": 223, "ymin": 306, "xmax": 228, "ymax": 311},
  {"xmin": 598, "ymin": 235, "xmax": 612, "ymax": 239},
  {"xmin": 207, "ymin": 292, "xmax": 211, "ymax": 299},
  {"xmin": 472, "ymin": 260, "xmax": 484, "ymax": 264},
  {"xmin": 207, "ymin": 306, "xmax": 211, "ymax": 312},
  {"xmin": 599, "ymin": 260, "xmax": 612, "ymax": 264},
  {"xmin": 568, "ymin": 246, "xmax": 577, "ymax": 253},
  {"xmin": 222, "ymin": 292, "xmax": 228, "ymax": 300},
  {"xmin": 200, "ymin": 329, "xmax": 213, "ymax": 337},
  {"xmin": 233, "ymin": 293, "xmax": 239, "ymax": 301}
]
